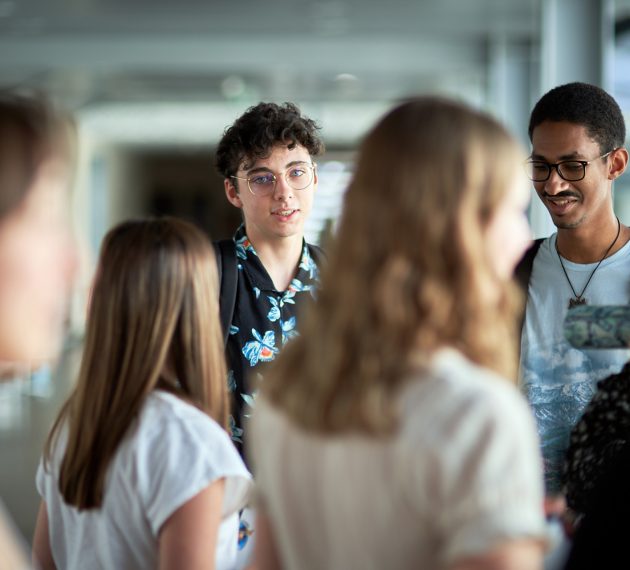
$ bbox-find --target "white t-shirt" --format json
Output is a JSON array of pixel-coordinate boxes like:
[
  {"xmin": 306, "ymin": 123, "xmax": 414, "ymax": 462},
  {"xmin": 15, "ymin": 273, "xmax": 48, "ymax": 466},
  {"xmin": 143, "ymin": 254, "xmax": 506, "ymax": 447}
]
[
  {"xmin": 250, "ymin": 349, "xmax": 547, "ymax": 570},
  {"xmin": 37, "ymin": 390, "xmax": 252, "ymax": 570},
  {"xmin": 520, "ymin": 234, "xmax": 630, "ymax": 493}
]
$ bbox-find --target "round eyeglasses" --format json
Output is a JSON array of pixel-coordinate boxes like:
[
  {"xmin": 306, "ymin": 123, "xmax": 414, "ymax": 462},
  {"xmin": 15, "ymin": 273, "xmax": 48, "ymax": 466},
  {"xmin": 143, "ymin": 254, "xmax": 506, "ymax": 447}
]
[
  {"xmin": 525, "ymin": 150, "xmax": 614, "ymax": 182},
  {"xmin": 231, "ymin": 163, "xmax": 316, "ymax": 196}
]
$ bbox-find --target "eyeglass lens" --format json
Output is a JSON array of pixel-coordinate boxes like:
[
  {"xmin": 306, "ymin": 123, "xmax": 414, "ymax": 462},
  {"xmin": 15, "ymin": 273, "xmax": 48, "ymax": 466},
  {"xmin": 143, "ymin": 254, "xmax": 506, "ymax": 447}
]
[
  {"xmin": 527, "ymin": 161, "xmax": 585, "ymax": 182},
  {"xmin": 248, "ymin": 165, "xmax": 314, "ymax": 195}
]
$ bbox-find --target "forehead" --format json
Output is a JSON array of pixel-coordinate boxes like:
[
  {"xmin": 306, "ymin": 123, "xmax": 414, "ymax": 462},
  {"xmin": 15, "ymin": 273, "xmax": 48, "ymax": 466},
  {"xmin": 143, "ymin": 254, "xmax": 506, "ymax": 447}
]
[
  {"xmin": 531, "ymin": 120, "xmax": 600, "ymax": 159},
  {"xmin": 241, "ymin": 143, "xmax": 311, "ymax": 171}
]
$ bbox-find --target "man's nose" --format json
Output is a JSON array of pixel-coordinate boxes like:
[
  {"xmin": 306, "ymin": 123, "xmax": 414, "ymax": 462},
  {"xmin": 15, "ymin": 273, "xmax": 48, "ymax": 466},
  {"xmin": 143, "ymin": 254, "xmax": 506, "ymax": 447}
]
[
  {"xmin": 543, "ymin": 166, "xmax": 569, "ymax": 195},
  {"xmin": 273, "ymin": 175, "xmax": 294, "ymax": 200}
]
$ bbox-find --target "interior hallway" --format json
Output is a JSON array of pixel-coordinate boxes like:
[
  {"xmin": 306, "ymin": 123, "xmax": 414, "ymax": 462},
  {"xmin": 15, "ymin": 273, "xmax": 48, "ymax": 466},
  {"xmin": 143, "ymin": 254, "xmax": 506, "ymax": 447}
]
[{"xmin": 0, "ymin": 336, "xmax": 82, "ymax": 544}]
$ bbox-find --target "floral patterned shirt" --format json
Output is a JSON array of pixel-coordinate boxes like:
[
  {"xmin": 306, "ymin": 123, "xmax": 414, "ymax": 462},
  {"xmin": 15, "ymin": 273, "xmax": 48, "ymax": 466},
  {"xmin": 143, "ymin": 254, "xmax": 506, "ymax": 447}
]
[{"xmin": 225, "ymin": 225, "xmax": 320, "ymax": 457}]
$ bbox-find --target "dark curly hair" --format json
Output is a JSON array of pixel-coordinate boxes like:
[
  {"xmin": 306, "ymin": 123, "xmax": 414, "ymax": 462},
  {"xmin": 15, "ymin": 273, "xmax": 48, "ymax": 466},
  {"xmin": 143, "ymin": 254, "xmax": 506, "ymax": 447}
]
[
  {"xmin": 215, "ymin": 102, "xmax": 324, "ymax": 187},
  {"xmin": 528, "ymin": 82, "xmax": 626, "ymax": 153}
]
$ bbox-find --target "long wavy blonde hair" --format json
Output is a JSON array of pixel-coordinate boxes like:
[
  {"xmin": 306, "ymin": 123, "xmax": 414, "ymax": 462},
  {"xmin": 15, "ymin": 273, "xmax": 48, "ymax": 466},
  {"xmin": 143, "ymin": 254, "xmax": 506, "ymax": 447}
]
[
  {"xmin": 44, "ymin": 218, "xmax": 228, "ymax": 509},
  {"xmin": 263, "ymin": 97, "xmax": 525, "ymax": 435}
]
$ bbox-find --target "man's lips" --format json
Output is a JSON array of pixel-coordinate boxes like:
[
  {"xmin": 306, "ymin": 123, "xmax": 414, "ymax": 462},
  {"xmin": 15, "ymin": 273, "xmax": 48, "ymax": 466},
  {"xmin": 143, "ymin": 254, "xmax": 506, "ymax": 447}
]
[
  {"xmin": 543, "ymin": 193, "xmax": 580, "ymax": 214},
  {"xmin": 272, "ymin": 208, "xmax": 299, "ymax": 218}
]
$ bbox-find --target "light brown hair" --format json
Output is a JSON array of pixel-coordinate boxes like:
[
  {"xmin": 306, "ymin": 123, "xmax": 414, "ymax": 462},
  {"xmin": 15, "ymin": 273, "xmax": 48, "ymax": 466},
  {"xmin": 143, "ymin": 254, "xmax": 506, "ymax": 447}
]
[
  {"xmin": 263, "ymin": 97, "xmax": 524, "ymax": 434},
  {"xmin": 44, "ymin": 217, "xmax": 228, "ymax": 509}
]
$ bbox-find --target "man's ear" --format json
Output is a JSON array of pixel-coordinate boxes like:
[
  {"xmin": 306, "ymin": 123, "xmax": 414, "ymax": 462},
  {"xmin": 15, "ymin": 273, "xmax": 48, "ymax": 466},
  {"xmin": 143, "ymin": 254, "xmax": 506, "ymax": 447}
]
[
  {"xmin": 225, "ymin": 178, "xmax": 242, "ymax": 208},
  {"xmin": 609, "ymin": 147, "xmax": 629, "ymax": 180}
]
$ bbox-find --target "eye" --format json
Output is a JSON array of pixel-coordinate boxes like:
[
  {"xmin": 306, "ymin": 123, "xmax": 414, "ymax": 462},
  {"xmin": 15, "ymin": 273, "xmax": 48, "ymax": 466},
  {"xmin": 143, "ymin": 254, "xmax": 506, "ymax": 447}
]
[
  {"xmin": 250, "ymin": 173, "xmax": 275, "ymax": 186},
  {"xmin": 561, "ymin": 161, "xmax": 583, "ymax": 172},
  {"xmin": 288, "ymin": 167, "xmax": 306, "ymax": 178},
  {"xmin": 530, "ymin": 162, "xmax": 548, "ymax": 172}
]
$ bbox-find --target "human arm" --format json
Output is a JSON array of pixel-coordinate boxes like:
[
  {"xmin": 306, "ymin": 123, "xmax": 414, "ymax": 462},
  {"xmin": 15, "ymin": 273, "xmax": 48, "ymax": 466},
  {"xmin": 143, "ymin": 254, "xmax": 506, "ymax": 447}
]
[
  {"xmin": 253, "ymin": 507, "xmax": 283, "ymax": 570},
  {"xmin": 32, "ymin": 500, "xmax": 56, "ymax": 570},
  {"xmin": 449, "ymin": 539, "xmax": 543, "ymax": 570},
  {"xmin": 158, "ymin": 478, "xmax": 225, "ymax": 570}
]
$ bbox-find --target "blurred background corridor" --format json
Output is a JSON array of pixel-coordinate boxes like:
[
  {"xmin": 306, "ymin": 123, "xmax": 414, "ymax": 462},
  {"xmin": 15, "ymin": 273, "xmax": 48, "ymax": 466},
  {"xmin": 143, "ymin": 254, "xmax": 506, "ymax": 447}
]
[{"xmin": 3, "ymin": 0, "xmax": 630, "ymax": 546}]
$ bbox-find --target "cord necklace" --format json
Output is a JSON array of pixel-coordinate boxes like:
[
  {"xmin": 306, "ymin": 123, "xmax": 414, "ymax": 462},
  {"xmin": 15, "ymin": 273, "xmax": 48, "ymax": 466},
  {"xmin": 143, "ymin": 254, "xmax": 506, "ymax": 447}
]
[{"xmin": 556, "ymin": 217, "xmax": 621, "ymax": 309}]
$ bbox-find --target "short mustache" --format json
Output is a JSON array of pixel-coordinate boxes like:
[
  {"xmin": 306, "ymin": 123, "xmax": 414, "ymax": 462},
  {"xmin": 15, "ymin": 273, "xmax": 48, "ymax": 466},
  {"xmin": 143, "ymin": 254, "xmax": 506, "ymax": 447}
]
[{"xmin": 542, "ymin": 191, "xmax": 581, "ymax": 200}]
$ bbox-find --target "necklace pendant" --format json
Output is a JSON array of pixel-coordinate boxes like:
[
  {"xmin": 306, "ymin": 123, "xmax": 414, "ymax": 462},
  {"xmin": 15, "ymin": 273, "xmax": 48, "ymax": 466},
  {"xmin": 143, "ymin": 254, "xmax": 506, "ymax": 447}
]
[{"xmin": 568, "ymin": 297, "xmax": 587, "ymax": 309}]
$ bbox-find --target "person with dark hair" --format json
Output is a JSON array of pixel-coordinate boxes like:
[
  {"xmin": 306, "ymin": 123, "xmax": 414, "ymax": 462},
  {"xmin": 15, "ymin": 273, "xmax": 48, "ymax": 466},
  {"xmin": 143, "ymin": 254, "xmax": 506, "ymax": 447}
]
[
  {"xmin": 214, "ymin": 102, "xmax": 325, "ymax": 455},
  {"xmin": 562, "ymin": 441, "xmax": 630, "ymax": 569},
  {"xmin": 517, "ymin": 82, "xmax": 630, "ymax": 505}
]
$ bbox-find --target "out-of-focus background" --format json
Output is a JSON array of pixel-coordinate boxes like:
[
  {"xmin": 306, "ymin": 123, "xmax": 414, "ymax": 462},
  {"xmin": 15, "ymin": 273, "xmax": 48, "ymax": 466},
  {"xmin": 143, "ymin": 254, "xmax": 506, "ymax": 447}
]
[{"xmin": 2, "ymin": 0, "xmax": 630, "ymax": 545}]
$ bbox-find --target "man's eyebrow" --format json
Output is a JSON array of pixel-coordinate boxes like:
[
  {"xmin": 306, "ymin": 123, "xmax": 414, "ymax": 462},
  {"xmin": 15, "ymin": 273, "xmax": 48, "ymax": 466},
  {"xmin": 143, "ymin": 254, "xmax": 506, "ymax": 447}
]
[
  {"xmin": 530, "ymin": 151, "xmax": 582, "ymax": 161},
  {"xmin": 245, "ymin": 166, "xmax": 274, "ymax": 175},
  {"xmin": 245, "ymin": 160, "xmax": 310, "ymax": 175}
]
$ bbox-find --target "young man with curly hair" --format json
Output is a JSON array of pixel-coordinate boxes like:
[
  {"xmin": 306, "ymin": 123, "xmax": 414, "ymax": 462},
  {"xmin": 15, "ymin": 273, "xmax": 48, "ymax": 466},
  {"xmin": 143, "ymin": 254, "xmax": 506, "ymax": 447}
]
[
  {"xmin": 518, "ymin": 82, "xmax": 630, "ymax": 501},
  {"xmin": 215, "ymin": 102, "xmax": 325, "ymax": 455}
]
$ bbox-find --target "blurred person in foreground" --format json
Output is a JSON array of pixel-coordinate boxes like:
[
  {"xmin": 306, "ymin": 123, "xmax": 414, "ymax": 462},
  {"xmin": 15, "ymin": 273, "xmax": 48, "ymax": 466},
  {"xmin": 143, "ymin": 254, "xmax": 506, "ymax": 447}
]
[
  {"xmin": 250, "ymin": 97, "xmax": 548, "ymax": 570},
  {"xmin": 0, "ymin": 92, "xmax": 76, "ymax": 570}
]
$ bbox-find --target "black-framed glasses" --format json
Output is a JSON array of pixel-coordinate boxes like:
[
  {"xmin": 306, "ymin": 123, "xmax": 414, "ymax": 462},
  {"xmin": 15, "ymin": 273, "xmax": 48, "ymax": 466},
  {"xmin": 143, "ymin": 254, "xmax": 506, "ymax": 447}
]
[
  {"xmin": 525, "ymin": 150, "xmax": 615, "ymax": 182},
  {"xmin": 231, "ymin": 162, "xmax": 316, "ymax": 196}
]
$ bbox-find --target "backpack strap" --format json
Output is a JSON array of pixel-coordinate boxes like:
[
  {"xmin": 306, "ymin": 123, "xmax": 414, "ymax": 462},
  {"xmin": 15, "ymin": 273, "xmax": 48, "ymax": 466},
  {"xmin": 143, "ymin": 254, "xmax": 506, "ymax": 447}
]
[
  {"xmin": 515, "ymin": 238, "xmax": 545, "ymax": 353},
  {"xmin": 213, "ymin": 239, "xmax": 238, "ymax": 346},
  {"xmin": 514, "ymin": 238, "xmax": 545, "ymax": 293},
  {"xmin": 307, "ymin": 243, "xmax": 327, "ymax": 266}
]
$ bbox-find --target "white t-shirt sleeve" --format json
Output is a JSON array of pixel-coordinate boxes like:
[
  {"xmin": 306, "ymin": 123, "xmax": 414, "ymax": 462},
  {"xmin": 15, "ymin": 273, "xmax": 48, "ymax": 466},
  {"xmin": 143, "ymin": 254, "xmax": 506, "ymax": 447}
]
[
  {"xmin": 412, "ymin": 378, "xmax": 546, "ymax": 565},
  {"xmin": 140, "ymin": 413, "xmax": 251, "ymax": 536}
]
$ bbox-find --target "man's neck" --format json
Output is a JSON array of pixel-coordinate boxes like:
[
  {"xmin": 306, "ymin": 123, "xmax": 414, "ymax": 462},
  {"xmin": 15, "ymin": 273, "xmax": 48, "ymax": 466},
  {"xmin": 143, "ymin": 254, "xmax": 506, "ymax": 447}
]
[
  {"xmin": 249, "ymin": 234, "xmax": 304, "ymax": 291},
  {"xmin": 556, "ymin": 214, "xmax": 628, "ymax": 263}
]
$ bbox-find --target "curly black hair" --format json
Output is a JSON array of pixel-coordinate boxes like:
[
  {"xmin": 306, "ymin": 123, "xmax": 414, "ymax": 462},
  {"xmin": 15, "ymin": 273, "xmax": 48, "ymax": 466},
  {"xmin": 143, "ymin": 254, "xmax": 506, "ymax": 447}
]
[
  {"xmin": 215, "ymin": 102, "xmax": 324, "ymax": 186},
  {"xmin": 528, "ymin": 82, "xmax": 626, "ymax": 153}
]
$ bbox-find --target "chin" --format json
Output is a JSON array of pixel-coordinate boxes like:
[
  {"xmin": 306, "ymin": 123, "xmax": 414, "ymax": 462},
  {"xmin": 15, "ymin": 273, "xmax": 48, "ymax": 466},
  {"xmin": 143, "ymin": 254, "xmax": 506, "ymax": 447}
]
[{"xmin": 553, "ymin": 218, "xmax": 582, "ymax": 230}]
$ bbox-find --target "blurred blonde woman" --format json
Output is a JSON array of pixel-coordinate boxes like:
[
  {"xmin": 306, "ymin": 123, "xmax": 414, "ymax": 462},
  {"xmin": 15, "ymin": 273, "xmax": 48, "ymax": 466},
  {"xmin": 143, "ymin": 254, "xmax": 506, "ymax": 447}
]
[
  {"xmin": 33, "ymin": 218, "xmax": 251, "ymax": 570},
  {"xmin": 0, "ymin": 92, "xmax": 75, "ymax": 365},
  {"xmin": 0, "ymin": 92, "xmax": 76, "ymax": 570},
  {"xmin": 250, "ymin": 98, "xmax": 547, "ymax": 570}
]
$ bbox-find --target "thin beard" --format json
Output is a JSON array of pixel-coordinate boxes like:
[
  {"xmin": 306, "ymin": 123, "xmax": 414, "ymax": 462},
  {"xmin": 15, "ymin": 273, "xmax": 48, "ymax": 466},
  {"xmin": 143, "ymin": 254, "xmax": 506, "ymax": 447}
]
[{"xmin": 553, "ymin": 215, "xmax": 587, "ymax": 230}]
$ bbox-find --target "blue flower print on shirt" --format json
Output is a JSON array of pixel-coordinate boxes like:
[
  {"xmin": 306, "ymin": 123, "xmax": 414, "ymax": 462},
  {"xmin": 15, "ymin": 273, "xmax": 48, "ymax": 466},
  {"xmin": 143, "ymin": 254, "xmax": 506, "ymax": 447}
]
[
  {"xmin": 229, "ymin": 414, "xmax": 244, "ymax": 443},
  {"xmin": 238, "ymin": 518, "xmax": 254, "ymax": 551},
  {"xmin": 229, "ymin": 325, "xmax": 239, "ymax": 336},
  {"xmin": 281, "ymin": 317, "xmax": 298, "ymax": 344},
  {"xmin": 280, "ymin": 289, "xmax": 297, "ymax": 305},
  {"xmin": 235, "ymin": 235, "xmax": 257, "ymax": 260},
  {"xmin": 287, "ymin": 278, "xmax": 313, "ymax": 295},
  {"xmin": 242, "ymin": 329, "xmax": 279, "ymax": 366},
  {"xmin": 267, "ymin": 294, "xmax": 296, "ymax": 322},
  {"xmin": 254, "ymin": 287, "xmax": 261, "ymax": 299},
  {"xmin": 241, "ymin": 390, "xmax": 258, "ymax": 419},
  {"xmin": 299, "ymin": 248, "xmax": 318, "ymax": 279},
  {"xmin": 227, "ymin": 370, "xmax": 236, "ymax": 392},
  {"xmin": 267, "ymin": 297, "xmax": 281, "ymax": 322}
]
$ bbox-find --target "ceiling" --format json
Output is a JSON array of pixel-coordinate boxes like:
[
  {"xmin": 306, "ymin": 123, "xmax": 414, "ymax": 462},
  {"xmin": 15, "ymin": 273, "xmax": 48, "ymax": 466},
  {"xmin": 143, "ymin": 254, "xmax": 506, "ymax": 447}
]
[
  {"xmin": 0, "ymin": 0, "xmax": 541, "ymax": 107},
  {"xmin": 1, "ymin": 0, "xmax": 630, "ymax": 145}
]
